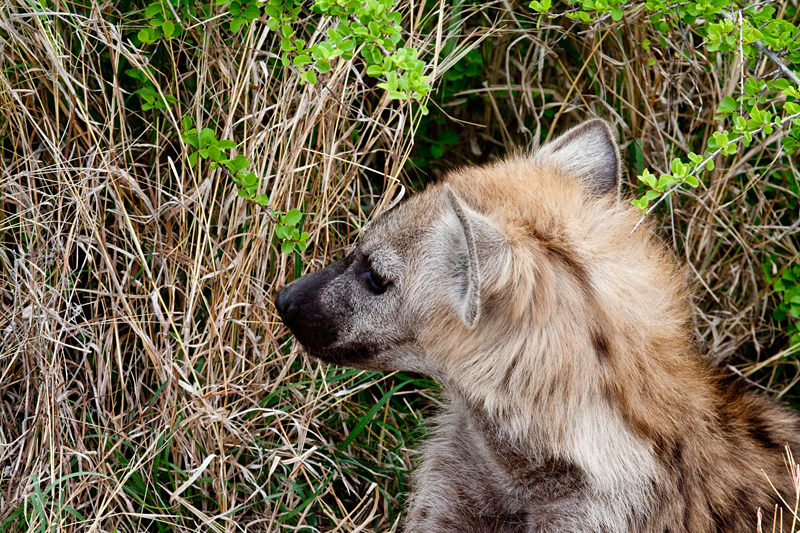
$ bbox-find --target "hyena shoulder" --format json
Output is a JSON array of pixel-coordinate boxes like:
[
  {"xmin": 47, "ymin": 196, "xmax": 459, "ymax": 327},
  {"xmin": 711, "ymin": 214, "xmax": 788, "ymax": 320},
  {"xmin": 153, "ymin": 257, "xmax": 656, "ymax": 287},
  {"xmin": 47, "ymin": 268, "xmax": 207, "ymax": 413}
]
[{"xmin": 276, "ymin": 119, "xmax": 800, "ymax": 532}]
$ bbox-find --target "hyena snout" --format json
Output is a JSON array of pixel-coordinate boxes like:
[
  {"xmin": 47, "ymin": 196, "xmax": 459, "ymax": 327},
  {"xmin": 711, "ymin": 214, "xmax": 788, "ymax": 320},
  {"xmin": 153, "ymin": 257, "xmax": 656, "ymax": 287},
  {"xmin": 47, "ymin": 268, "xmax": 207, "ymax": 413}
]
[
  {"xmin": 276, "ymin": 243, "xmax": 415, "ymax": 368},
  {"xmin": 275, "ymin": 260, "xmax": 345, "ymax": 353}
]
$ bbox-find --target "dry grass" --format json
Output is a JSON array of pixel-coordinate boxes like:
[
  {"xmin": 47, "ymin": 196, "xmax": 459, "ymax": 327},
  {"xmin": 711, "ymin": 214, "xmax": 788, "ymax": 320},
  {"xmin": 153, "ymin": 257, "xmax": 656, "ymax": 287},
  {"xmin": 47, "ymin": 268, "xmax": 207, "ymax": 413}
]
[
  {"xmin": 0, "ymin": 1, "xmax": 469, "ymax": 530},
  {"xmin": 0, "ymin": 0, "xmax": 798, "ymax": 531}
]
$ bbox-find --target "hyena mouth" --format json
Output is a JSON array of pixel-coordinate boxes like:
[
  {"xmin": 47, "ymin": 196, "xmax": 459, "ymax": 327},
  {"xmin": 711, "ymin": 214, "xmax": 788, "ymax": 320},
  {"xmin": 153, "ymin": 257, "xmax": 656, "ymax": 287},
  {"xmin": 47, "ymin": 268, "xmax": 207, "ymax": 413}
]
[{"xmin": 302, "ymin": 343, "xmax": 381, "ymax": 366}]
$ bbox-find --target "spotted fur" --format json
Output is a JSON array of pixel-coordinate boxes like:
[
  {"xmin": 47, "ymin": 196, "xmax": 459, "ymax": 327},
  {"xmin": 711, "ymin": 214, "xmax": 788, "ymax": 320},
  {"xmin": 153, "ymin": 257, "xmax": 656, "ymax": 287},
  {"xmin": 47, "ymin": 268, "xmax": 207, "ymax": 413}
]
[{"xmin": 275, "ymin": 119, "xmax": 800, "ymax": 532}]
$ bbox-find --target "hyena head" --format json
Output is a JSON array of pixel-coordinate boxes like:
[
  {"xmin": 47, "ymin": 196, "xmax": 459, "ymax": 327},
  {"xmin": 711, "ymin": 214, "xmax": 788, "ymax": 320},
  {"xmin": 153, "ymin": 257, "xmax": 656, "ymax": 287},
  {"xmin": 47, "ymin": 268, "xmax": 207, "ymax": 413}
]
[{"xmin": 276, "ymin": 119, "xmax": 687, "ymax": 402}]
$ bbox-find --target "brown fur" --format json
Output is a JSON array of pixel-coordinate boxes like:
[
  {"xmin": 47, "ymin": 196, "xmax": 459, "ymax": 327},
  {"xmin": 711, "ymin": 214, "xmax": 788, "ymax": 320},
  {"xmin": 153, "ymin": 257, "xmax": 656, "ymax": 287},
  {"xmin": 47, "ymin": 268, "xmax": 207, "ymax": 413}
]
[{"xmin": 275, "ymin": 120, "xmax": 800, "ymax": 532}]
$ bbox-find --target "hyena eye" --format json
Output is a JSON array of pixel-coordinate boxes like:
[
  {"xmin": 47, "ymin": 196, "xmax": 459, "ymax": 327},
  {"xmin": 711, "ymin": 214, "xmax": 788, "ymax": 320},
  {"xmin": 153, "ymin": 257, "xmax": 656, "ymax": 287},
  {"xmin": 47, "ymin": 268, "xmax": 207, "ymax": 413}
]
[{"xmin": 361, "ymin": 268, "xmax": 390, "ymax": 295}]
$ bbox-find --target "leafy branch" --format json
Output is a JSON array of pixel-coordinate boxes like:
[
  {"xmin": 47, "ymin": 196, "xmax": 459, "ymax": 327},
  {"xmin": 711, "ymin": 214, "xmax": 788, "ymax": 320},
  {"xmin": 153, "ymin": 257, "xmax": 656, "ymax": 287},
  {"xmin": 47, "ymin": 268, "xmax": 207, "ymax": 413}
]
[
  {"xmin": 630, "ymin": 106, "xmax": 800, "ymax": 233},
  {"xmin": 180, "ymin": 117, "xmax": 308, "ymax": 253}
]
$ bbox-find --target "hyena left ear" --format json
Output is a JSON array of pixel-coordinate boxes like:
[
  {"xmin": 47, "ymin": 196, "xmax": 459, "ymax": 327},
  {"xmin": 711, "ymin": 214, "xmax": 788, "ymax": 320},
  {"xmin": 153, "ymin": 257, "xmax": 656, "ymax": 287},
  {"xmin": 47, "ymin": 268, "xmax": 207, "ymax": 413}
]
[
  {"xmin": 443, "ymin": 186, "xmax": 506, "ymax": 329},
  {"xmin": 535, "ymin": 119, "xmax": 620, "ymax": 196}
]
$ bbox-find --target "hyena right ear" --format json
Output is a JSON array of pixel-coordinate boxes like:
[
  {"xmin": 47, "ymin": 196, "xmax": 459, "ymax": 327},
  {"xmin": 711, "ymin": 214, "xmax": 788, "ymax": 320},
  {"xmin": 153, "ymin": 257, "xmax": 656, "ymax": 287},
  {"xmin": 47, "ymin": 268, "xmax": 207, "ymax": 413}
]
[
  {"xmin": 535, "ymin": 119, "xmax": 621, "ymax": 196},
  {"xmin": 443, "ymin": 186, "xmax": 506, "ymax": 329}
]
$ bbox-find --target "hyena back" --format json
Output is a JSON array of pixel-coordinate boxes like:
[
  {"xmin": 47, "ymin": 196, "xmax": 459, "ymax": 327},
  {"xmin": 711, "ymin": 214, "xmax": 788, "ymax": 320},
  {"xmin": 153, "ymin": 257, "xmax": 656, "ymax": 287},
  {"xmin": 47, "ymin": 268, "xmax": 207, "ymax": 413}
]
[{"xmin": 275, "ymin": 120, "xmax": 800, "ymax": 532}]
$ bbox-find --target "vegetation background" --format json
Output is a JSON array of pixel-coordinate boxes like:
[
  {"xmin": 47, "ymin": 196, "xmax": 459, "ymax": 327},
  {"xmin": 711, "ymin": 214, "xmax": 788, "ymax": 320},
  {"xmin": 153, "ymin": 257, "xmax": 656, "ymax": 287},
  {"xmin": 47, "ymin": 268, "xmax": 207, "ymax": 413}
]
[{"xmin": 1, "ymin": 0, "xmax": 799, "ymax": 530}]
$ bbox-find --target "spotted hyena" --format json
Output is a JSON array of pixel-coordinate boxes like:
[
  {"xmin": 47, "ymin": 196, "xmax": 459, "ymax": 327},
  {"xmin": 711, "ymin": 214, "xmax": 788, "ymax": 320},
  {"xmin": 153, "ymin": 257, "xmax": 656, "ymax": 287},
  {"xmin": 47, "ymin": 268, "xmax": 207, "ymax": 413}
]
[{"xmin": 276, "ymin": 119, "xmax": 800, "ymax": 532}]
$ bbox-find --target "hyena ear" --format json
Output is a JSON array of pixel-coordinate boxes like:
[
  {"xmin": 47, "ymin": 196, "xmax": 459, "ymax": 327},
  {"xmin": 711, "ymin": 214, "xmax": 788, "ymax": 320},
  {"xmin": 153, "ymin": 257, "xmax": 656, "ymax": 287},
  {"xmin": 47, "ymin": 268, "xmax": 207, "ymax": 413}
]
[
  {"xmin": 443, "ymin": 186, "xmax": 506, "ymax": 329},
  {"xmin": 535, "ymin": 119, "xmax": 620, "ymax": 196}
]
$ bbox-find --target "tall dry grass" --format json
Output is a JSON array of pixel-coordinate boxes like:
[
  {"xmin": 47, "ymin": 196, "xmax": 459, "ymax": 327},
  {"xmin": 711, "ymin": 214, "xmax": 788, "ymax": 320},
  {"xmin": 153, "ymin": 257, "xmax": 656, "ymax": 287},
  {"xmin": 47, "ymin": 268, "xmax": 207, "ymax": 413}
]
[{"xmin": 0, "ymin": 1, "xmax": 480, "ymax": 530}]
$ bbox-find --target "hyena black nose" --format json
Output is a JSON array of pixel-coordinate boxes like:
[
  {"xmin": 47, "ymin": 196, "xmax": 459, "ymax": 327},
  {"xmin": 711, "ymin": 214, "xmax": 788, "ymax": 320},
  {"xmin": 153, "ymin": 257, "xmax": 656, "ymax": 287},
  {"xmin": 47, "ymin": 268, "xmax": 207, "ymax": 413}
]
[{"xmin": 275, "ymin": 284, "xmax": 295, "ymax": 319}]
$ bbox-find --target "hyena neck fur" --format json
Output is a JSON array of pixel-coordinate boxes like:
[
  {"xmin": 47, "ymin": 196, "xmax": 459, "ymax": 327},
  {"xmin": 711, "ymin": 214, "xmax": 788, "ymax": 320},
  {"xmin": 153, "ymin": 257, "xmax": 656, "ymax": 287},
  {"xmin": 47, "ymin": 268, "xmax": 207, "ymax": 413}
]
[{"xmin": 436, "ymin": 337, "xmax": 667, "ymax": 522}]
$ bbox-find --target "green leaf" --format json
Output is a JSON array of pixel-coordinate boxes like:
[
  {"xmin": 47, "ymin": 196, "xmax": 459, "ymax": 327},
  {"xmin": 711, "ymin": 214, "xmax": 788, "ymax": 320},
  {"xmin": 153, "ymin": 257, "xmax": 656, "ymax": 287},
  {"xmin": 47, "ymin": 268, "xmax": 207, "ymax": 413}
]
[
  {"xmin": 438, "ymin": 130, "xmax": 459, "ymax": 145},
  {"xmin": 368, "ymin": 21, "xmax": 380, "ymax": 36},
  {"xmin": 188, "ymin": 152, "xmax": 199, "ymax": 167},
  {"xmin": 145, "ymin": 2, "xmax": 164, "ymax": 18},
  {"xmin": 126, "ymin": 69, "xmax": 148, "ymax": 81},
  {"xmin": 207, "ymin": 145, "xmax": 222, "ymax": 161},
  {"xmin": 199, "ymin": 128, "xmax": 216, "ymax": 148},
  {"xmin": 386, "ymin": 71, "xmax": 398, "ymax": 91},
  {"xmin": 293, "ymin": 54, "xmax": 312, "ymax": 66},
  {"xmin": 138, "ymin": 29, "xmax": 156, "ymax": 44},
  {"xmin": 763, "ymin": 259, "xmax": 775, "ymax": 284},
  {"xmin": 657, "ymin": 174, "xmax": 676, "ymax": 190},
  {"xmin": 217, "ymin": 140, "xmax": 236, "ymax": 150},
  {"xmin": 716, "ymin": 96, "xmax": 737, "ymax": 116},
  {"xmin": 162, "ymin": 20, "xmax": 175, "ymax": 39},
  {"xmin": 304, "ymin": 70, "xmax": 317, "ymax": 84},
  {"xmin": 639, "ymin": 169, "xmax": 656, "ymax": 188},
  {"xmin": 255, "ymin": 194, "xmax": 269, "ymax": 205},
  {"xmin": 243, "ymin": 4, "xmax": 260, "ymax": 19},
  {"xmin": 366, "ymin": 65, "xmax": 384, "ymax": 77},
  {"xmin": 611, "ymin": 6, "xmax": 623, "ymax": 20},
  {"xmin": 644, "ymin": 190, "xmax": 661, "ymax": 201},
  {"xmin": 284, "ymin": 209, "xmax": 302, "ymax": 226},
  {"xmin": 281, "ymin": 240, "xmax": 295, "ymax": 254},
  {"xmin": 183, "ymin": 134, "xmax": 199, "ymax": 149},
  {"xmin": 275, "ymin": 224, "xmax": 287, "ymax": 239},
  {"xmin": 241, "ymin": 172, "xmax": 258, "ymax": 188}
]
